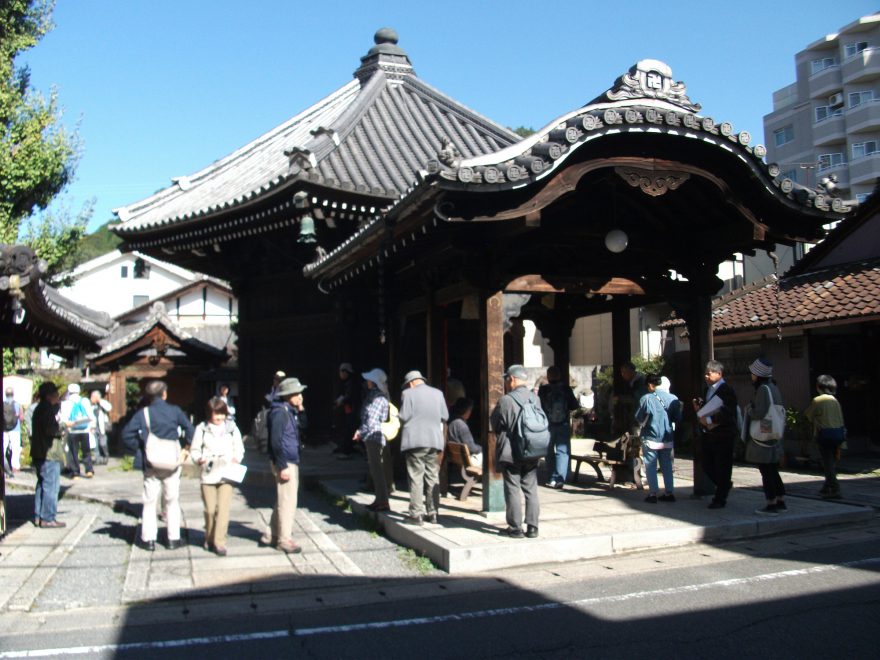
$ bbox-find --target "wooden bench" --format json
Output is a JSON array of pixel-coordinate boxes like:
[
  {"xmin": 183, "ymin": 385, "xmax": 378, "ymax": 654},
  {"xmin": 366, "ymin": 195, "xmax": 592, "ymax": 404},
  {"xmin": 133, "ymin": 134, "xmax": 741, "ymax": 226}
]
[
  {"xmin": 445, "ymin": 442, "xmax": 482, "ymax": 501},
  {"xmin": 569, "ymin": 436, "xmax": 643, "ymax": 489}
]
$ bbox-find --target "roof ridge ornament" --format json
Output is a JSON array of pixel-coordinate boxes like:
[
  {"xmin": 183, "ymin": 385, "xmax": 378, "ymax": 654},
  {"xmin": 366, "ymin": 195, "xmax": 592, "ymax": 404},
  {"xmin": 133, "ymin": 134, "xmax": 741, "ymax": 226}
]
[
  {"xmin": 600, "ymin": 60, "xmax": 701, "ymax": 113},
  {"xmin": 437, "ymin": 138, "xmax": 461, "ymax": 168},
  {"xmin": 354, "ymin": 28, "xmax": 414, "ymax": 82}
]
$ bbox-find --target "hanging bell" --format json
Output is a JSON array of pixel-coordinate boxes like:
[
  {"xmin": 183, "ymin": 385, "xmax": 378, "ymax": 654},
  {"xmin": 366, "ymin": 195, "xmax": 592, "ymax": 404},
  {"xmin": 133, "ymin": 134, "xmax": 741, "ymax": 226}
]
[{"xmin": 297, "ymin": 214, "xmax": 318, "ymax": 245}]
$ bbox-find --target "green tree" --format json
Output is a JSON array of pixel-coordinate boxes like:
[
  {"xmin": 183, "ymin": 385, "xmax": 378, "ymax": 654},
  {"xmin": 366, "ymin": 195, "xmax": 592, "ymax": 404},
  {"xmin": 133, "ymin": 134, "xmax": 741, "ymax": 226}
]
[
  {"xmin": 510, "ymin": 126, "xmax": 536, "ymax": 138},
  {"xmin": 66, "ymin": 219, "xmax": 122, "ymax": 267},
  {"xmin": 0, "ymin": 0, "xmax": 86, "ymax": 262}
]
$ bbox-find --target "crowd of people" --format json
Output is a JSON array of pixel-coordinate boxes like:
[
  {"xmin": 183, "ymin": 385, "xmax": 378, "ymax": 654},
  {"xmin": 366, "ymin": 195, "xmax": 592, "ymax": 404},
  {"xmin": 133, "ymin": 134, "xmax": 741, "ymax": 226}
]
[{"xmin": 14, "ymin": 356, "xmax": 849, "ymax": 549}]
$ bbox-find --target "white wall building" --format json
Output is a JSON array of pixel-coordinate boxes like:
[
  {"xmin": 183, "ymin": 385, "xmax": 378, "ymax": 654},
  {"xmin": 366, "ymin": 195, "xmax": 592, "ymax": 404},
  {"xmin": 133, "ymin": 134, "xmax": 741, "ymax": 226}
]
[{"xmin": 60, "ymin": 251, "xmax": 198, "ymax": 318}]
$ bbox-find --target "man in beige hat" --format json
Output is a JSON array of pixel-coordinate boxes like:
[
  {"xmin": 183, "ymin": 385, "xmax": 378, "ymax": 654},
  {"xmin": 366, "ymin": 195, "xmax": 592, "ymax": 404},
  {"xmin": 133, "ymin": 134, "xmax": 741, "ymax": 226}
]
[
  {"xmin": 399, "ymin": 370, "xmax": 448, "ymax": 525},
  {"xmin": 262, "ymin": 377, "xmax": 307, "ymax": 553}
]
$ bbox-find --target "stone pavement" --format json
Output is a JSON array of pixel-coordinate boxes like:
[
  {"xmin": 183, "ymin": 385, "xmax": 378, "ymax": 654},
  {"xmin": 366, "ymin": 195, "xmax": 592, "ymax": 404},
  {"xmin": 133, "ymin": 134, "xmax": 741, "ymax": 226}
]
[
  {"xmin": 0, "ymin": 444, "xmax": 370, "ymax": 612},
  {"xmin": 1, "ymin": 440, "xmax": 878, "ymax": 608}
]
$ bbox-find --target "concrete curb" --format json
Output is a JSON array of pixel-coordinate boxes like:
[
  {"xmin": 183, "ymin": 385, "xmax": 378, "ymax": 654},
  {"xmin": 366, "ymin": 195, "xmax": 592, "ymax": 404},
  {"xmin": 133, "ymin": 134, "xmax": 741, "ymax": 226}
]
[{"xmin": 320, "ymin": 480, "xmax": 875, "ymax": 574}]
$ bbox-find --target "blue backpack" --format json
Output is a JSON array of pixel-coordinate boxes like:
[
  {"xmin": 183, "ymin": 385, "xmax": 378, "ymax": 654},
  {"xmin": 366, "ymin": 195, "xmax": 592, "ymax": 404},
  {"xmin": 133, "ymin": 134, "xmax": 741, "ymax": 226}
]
[
  {"xmin": 509, "ymin": 390, "xmax": 551, "ymax": 461},
  {"xmin": 69, "ymin": 399, "xmax": 90, "ymax": 432}
]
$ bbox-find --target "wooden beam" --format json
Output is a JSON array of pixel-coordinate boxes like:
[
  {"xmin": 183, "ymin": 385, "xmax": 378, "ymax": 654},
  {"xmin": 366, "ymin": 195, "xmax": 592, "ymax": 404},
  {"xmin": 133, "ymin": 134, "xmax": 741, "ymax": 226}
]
[{"xmin": 505, "ymin": 274, "xmax": 646, "ymax": 296}]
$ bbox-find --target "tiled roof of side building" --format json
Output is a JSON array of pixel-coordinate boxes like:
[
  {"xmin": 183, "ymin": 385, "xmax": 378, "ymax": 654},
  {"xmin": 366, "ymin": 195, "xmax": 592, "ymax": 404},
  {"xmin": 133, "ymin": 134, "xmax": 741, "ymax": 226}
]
[
  {"xmin": 662, "ymin": 259, "xmax": 880, "ymax": 333},
  {"xmin": 113, "ymin": 29, "xmax": 517, "ymax": 235},
  {"xmin": 92, "ymin": 301, "xmax": 227, "ymax": 360}
]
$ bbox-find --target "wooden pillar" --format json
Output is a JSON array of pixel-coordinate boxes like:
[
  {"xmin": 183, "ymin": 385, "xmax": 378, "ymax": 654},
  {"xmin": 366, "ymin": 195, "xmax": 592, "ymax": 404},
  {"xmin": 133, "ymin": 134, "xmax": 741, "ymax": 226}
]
[
  {"xmin": 425, "ymin": 293, "xmax": 445, "ymax": 386},
  {"xmin": 480, "ymin": 290, "xmax": 505, "ymax": 512},
  {"xmin": 546, "ymin": 315, "xmax": 575, "ymax": 387},
  {"xmin": 611, "ymin": 303, "xmax": 631, "ymax": 393},
  {"xmin": 509, "ymin": 317, "xmax": 525, "ymax": 366},
  {"xmin": 107, "ymin": 370, "xmax": 127, "ymax": 423},
  {"xmin": 682, "ymin": 293, "xmax": 715, "ymax": 496}
]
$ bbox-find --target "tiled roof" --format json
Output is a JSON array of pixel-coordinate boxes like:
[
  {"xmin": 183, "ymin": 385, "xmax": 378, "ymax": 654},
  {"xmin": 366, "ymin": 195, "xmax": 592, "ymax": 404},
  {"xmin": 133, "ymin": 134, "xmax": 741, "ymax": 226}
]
[
  {"xmin": 0, "ymin": 245, "xmax": 115, "ymax": 349},
  {"xmin": 662, "ymin": 259, "xmax": 880, "ymax": 334},
  {"xmin": 113, "ymin": 29, "xmax": 516, "ymax": 235},
  {"xmin": 426, "ymin": 59, "xmax": 852, "ymax": 220},
  {"xmin": 303, "ymin": 59, "xmax": 850, "ymax": 283},
  {"xmin": 92, "ymin": 301, "xmax": 226, "ymax": 360}
]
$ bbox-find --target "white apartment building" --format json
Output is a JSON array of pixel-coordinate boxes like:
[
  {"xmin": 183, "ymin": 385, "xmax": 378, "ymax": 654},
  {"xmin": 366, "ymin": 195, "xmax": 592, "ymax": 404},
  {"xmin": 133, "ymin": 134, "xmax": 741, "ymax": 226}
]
[{"xmin": 764, "ymin": 12, "xmax": 880, "ymax": 205}]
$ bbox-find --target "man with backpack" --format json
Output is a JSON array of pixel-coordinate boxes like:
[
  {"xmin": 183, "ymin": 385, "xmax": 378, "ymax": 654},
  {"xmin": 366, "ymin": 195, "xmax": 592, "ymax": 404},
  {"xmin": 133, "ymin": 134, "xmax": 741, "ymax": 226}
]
[
  {"xmin": 491, "ymin": 364, "xmax": 550, "ymax": 539},
  {"xmin": 59, "ymin": 384, "xmax": 95, "ymax": 479},
  {"xmin": 538, "ymin": 366, "xmax": 579, "ymax": 489},
  {"xmin": 262, "ymin": 377, "xmax": 308, "ymax": 553},
  {"xmin": 3, "ymin": 387, "xmax": 24, "ymax": 476}
]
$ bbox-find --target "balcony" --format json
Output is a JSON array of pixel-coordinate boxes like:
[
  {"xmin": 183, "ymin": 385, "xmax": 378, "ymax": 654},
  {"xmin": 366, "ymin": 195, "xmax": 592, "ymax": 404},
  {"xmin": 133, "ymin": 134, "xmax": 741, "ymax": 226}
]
[
  {"xmin": 846, "ymin": 99, "xmax": 880, "ymax": 133},
  {"xmin": 809, "ymin": 64, "xmax": 841, "ymax": 98},
  {"xmin": 849, "ymin": 152, "xmax": 880, "ymax": 185},
  {"xmin": 842, "ymin": 47, "xmax": 880, "ymax": 84},
  {"xmin": 813, "ymin": 113, "xmax": 846, "ymax": 145}
]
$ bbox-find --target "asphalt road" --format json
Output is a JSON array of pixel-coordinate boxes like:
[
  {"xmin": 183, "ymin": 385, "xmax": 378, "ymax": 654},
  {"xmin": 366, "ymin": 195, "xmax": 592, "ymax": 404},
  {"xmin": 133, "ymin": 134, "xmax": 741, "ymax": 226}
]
[{"xmin": 3, "ymin": 516, "xmax": 879, "ymax": 659}]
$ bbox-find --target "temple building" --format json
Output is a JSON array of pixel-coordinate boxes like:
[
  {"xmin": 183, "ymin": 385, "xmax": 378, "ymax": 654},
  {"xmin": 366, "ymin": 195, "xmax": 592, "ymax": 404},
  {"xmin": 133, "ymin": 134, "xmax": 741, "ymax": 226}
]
[{"xmin": 112, "ymin": 30, "xmax": 850, "ymax": 508}]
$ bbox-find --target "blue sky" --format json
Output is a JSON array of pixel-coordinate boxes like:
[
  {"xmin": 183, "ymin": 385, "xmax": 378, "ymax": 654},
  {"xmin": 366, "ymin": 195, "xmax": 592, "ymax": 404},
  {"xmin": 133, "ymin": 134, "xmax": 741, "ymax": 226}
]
[{"xmin": 20, "ymin": 0, "xmax": 878, "ymax": 233}]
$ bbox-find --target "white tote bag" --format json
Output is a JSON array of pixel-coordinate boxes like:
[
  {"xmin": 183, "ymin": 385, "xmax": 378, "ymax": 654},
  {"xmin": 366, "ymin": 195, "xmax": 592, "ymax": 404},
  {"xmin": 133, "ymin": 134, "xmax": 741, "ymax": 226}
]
[
  {"xmin": 749, "ymin": 385, "xmax": 786, "ymax": 444},
  {"xmin": 143, "ymin": 408, "xmax": 183, "ymax": 471}
]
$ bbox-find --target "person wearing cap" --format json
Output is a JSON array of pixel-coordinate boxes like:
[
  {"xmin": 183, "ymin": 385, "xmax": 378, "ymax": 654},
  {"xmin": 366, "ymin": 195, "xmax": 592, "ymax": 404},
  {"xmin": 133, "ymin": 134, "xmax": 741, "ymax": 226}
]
[
  {"xmin": 59, "ymin": 383, "xmax": 96, "ymax": 479},
  {"xmin": 262, "ymin": 377, "xmax": 308, "ymax": 553},
  {"xmin": 491, "ymin": 364, "xmax": 542, "ymax": 538},
  {"xmin": 744, "ymin": 358, "xmax": 786, "ymax": 515},
  {"xmin": 354, "ymin": 368, "xmax": 391, "ymax": 511},
  {"xmin": 121, "ymin": 380, "xmax": 195, "ymax": 551},
  {"xmin": 333, "ymin": 362, "xmax": 361, "ymax": 458},
  {"xmin": 30, "ymin": 382, "xmax": 66, "ymax": 528},
  {"xmin": 399, "ymin": 370, "xmax": 448, "ymax": 525}
]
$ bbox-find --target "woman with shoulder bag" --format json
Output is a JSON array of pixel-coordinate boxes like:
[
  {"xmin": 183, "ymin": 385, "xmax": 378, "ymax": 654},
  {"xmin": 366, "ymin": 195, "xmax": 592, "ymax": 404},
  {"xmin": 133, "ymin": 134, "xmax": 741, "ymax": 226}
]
[
  {"xmin": 745, "ymin": 358, "xmax": 786, "ymax": 516},
  {"xmin": 354, "ymin": 368, "xmax": 391, "ymax": 512},
  {"xmin": 805, "ymin": 375, "xmax": 846, "ymax": 499},
  {"xmin": 190, "ymin": 397, "xmax": 244, "ymax": 556}
]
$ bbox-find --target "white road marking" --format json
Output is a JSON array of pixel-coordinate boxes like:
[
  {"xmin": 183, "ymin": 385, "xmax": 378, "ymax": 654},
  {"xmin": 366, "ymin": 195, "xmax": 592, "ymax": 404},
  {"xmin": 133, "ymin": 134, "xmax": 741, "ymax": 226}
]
[{"xmin": 3, "ymin": 556, "xmax": 879, "ymax": 657}]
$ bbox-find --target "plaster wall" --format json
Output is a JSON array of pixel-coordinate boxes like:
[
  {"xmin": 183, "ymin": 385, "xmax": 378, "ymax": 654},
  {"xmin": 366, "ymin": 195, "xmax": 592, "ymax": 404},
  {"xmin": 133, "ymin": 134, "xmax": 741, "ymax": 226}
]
[{"xmin": 62, "ymin": 253, "xmax": 192, "ymax": 317}]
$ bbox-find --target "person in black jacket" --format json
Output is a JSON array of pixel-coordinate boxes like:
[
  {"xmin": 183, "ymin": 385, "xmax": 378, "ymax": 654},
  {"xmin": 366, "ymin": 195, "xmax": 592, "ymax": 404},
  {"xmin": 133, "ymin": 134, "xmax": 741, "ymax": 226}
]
[
  {"xmin": 261, "ymin": 377, "xmax": 307, "ymax": 554},
  {"xmin": 694, "ymin": 360, "xmax": 739, "ymax": 509},
  {"xmin": 30, "ymin": 382, "xmax": 65, "ymax": 528},
  {"xmin": 122, "ymin": 380, "xmax": 194, "ymax": 551}
]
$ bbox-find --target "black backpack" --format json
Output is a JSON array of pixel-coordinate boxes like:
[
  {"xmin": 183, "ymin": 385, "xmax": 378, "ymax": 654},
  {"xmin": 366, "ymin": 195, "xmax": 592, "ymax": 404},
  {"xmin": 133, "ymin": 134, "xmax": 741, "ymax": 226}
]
[
  {"xmin": 545, "ymin": 383, "xmax": 570, "ymax": 424},
  {"xmin": 509, "ymin": 390, "xmax": 551, "ymax": 461},
  {"xmin": 3, "ymin": 401, "xmax": 17, "ymax": 432}
]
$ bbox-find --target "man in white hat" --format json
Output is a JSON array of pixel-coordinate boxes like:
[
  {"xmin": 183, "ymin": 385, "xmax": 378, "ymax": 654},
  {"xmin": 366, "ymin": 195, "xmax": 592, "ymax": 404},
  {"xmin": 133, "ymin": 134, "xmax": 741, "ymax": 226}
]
[
  {"xmin": 399, "ymin": 370, "xmax": 448, "ymax": 525},
  {"xmin": 355, "ymin": 368, "xmax": 391, "ymax": 510},
  {"xmin": 59, "ymin": 384, "xmax": 96, "ymax": 479},
  {"xmin": 262, "ymin": 377, "xmax": 308, "ymax": 553}
]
